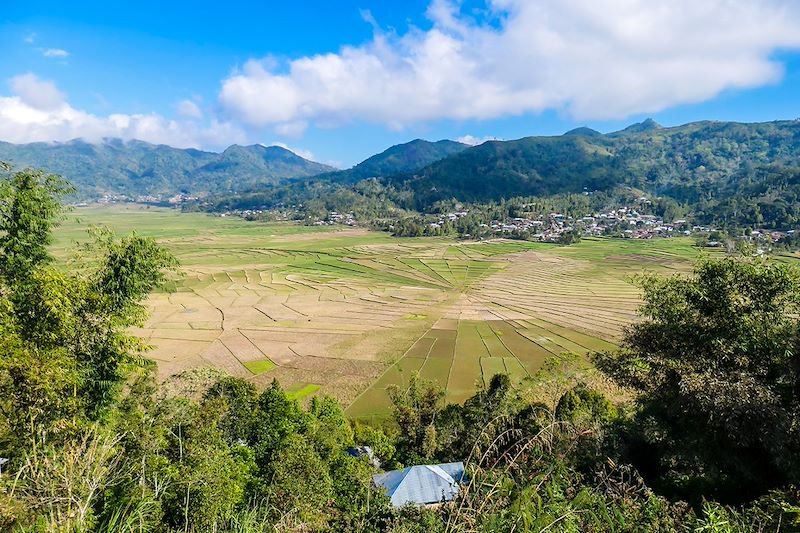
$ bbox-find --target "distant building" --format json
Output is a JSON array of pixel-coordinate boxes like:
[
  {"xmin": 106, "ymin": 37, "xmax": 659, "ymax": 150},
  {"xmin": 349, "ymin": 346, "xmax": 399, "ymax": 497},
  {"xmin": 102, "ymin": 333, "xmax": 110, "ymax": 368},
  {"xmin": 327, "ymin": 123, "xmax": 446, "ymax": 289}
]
[
  {"xmin": 373, "ymin": 462, "xmax": 466, "ymax": 507},
  {"xmin": 347, "ymin": 446, "xmax": 381, "ymax": 468}
]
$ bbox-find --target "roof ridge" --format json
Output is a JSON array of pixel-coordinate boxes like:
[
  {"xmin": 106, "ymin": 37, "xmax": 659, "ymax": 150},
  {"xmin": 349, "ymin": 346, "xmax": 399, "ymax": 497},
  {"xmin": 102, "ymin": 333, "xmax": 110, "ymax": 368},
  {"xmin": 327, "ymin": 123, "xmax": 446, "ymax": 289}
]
[{"xmin": 421, "ymin": 464, "xmax": 455, "ymax": 484}]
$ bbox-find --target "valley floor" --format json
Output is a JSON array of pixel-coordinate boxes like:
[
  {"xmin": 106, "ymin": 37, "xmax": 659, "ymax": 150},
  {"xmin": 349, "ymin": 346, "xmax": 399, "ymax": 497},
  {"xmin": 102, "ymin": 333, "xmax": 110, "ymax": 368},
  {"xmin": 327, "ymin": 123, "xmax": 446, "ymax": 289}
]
[{"xmin": 54, "ymin": 205, "xmax": 705, "ymax": 417}]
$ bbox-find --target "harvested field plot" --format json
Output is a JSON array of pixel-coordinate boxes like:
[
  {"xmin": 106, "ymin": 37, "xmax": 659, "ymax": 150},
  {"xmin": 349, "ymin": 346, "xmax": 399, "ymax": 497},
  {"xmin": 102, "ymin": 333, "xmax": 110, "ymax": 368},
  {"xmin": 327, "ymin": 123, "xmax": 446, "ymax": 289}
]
[{"xmin": 55, "ymin": 206, "xmax": 704, "ymax": 417}]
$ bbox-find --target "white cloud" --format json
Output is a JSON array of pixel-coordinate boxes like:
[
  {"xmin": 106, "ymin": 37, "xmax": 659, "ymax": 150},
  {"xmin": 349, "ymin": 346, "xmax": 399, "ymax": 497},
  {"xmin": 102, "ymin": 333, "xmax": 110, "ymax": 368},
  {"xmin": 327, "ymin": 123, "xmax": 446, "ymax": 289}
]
[
  {"xmin": 0, "ymin": 74, "xmax": 246, "ymax": 149},
  {"xmin": 269, "ymin": 141, "xmax": 316, "ymax": 161},
  {"xmin": 219, "ymin": 0, "xmax": 800, "ymax": 129},
  {"xmin": 10, "ymin": 73, "xmax": 65, "ymax": 110},
  {"xmin": 274, "ymin": 120, "xmax": 308, "ymax": 138},
  {"xmin": 42, "ymin": 48, "xmax": 69, "ymax": 58},
  {"xmin": 176, "ymin": 99, "xmax": 203, "ymax": 119},
  {"xmin": 457, "ymin": 134, "xmax": 499, "ymax": 146},
  {"xmin": 24, "ymin": 33, "xmax": 37, "ymax": 44}
]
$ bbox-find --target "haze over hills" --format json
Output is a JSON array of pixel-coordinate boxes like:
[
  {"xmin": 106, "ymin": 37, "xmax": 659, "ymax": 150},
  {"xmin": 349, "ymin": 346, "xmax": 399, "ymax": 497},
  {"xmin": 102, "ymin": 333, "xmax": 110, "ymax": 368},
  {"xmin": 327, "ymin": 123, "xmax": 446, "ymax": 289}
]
[{"xmin": 0, "ymin": 138, "xmax": 335, "ymax": 199}]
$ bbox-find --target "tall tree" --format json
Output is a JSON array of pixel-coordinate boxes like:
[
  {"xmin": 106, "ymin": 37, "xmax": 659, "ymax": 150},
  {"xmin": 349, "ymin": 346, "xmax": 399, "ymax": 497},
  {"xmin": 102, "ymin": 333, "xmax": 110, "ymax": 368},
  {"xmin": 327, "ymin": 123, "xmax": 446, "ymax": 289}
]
[
  {"xmin": 0, "ymin": 165, "xmax": 177, "ymax": 446},
  {"xmin": 596, "ymin": 257, "xmax": 800, "ymax": 503},
  {"xmin": 0, "ymin": 165, "xmax": 72, "ymax": 284}
]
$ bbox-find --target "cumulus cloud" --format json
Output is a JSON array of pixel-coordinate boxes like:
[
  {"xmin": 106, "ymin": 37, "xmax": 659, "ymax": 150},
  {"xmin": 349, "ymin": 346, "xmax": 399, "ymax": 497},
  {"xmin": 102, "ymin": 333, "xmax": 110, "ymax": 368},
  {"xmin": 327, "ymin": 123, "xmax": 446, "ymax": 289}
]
[
  {"xmin": 219, "ymin": 0, "xmax": 800, "ymax": 130},
  {"xmin": 274, "ymin": 120, "xmax": 308, "ymax": 138},
  {"xmin": 457, "ymin": 134, "xmax": 499, "ymax": 146},
  {"xmin": 42, "ymin": 48, "xmax": 69, "ymax": 58},
  {"xmin": 269, "ymin": 141, "xmax": 316, "ymax": 161},
  {"xmin": 176, "ymin": 99, "xmax": 203, "ymax": 119},
  {"xmin": 10, "ymin": 73, "xmax": 65, "ymax": 110},
  {"xmin": 0, "ymin": 74, "xmax": 246, "ymax": 149}
]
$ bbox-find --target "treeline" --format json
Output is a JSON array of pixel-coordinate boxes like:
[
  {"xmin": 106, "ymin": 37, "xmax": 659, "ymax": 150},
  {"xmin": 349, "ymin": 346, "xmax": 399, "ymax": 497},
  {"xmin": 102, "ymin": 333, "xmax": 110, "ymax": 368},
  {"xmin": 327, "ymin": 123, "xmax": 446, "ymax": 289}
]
[
  {"xmin": 205, "ymin": 161, "xmax": 800, "ymax": 243},
  {"xmin": 385, "ymin": 190, "xmax": 686, "ymax": 240},
  {"xmin": 403, "ymin": 120, "xmax": 800, "ymax": 207},
  {"xmin": 3, "ymin": 165, "xmax": 800, "ymax": 531},
  {"xmin": 693, "ymin": 164, "xmax": 800, "ymax": 231},
  {"xmin": 192, "ymin": 120, "xmax": 800, "ymax": 239},
  {"xmin": 190, "ymin": 178, "xmax": 414, "ymax": 223}
]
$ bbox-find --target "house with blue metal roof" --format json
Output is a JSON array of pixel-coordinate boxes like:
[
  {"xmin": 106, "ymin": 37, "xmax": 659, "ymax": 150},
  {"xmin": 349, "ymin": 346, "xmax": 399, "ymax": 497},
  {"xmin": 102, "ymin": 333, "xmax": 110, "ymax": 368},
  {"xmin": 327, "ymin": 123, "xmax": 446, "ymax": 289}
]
[{"xmin": 372, "ymin": 461, "xmax": 466, "ymax": 507}]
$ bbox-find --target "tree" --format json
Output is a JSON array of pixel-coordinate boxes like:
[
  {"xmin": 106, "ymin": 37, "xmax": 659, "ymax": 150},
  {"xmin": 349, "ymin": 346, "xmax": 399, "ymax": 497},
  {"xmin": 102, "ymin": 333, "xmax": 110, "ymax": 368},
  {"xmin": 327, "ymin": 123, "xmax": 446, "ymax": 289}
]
[
  {"xmin": 388, "ymin": 373, "xmax": 445, "ymax": 462},
  {"xmin": 0, "ymin": 166, "xmax": 72, "ymax": 284},
  {"xmin": 0, "ymin": 165, "xmax": 177, "ymax": 439},
  {"xmin": 596, "ymin": 257, "xmax": 800, "ymax": 503},
  {"xmin": 265, "ymin": 435, "xmax": 333, "ymax": 528},
  {"xmin": 249, "ymin": 380, "xmax": 310, "ymax": 468},
  {"xmin": 557, "ymin": 229, "xmax": 582, "ymax": 245}
]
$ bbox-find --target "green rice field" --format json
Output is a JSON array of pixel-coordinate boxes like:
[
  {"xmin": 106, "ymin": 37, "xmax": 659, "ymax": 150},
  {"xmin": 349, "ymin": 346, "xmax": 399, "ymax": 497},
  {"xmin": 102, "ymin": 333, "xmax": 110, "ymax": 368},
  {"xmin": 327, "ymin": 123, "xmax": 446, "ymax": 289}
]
[{"xmin": 54, "ymin": 204, "xmax": 711, "ymax": 417}]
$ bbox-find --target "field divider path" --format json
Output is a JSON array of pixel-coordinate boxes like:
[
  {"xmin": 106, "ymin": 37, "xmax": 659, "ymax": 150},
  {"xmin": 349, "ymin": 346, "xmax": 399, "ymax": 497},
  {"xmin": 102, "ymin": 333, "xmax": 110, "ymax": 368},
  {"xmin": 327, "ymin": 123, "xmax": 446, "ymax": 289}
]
[
  {"xmin": 488, "ymin": 324, "xmax": 529, "ymax": 378},
  {"xmin": 345, "ymin": 298, "xmax": 453, "ymax": 413}
]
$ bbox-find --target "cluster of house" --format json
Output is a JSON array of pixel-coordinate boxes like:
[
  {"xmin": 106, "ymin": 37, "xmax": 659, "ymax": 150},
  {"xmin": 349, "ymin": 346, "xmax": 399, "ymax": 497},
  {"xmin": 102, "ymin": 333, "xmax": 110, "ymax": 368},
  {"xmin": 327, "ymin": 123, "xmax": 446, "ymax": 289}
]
[
  {"xmin": 746, "ymin": 229, "xmax": 795, "ymax": 244},
  {"xmin": 348, "ymin": 447, "xmax": 467, "ymax": 507},
  {"xmin": 427, "ymin": 210, "xmax": 471, "ymax": 229},
  {"xmin": 429, "ymin": 206, "xmax": 709, "ymax": 242},
  {"xmin": 313, "ymin": 211, "xmax": 357, "ymax": 226},
  {"xmin": 93, "ymin": 193, "xmax": 198, "ymax": 206}
]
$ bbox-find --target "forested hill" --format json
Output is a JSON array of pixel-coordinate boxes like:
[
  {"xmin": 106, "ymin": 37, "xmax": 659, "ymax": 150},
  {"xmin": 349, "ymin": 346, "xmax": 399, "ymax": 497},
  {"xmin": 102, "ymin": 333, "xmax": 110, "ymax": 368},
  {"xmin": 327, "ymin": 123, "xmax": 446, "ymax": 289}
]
[
  {"xmin": 0, "ymin": 139, "xmax": 335, "ymax": 199},
  {"xmin": 304, "ymin": 138, "xmax": 469, "ymax": 185},
  {"xmin": 400, "ymin": 119, "xmax": 800, "ymax": 208}
]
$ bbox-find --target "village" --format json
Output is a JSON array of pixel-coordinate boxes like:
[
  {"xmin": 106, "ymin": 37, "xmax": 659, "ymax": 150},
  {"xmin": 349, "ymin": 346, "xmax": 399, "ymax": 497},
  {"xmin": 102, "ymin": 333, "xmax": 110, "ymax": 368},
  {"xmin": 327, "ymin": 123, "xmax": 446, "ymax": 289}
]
[
  {"xmin": 430, "ymin": 205, "xmax": 698, "ymax": 241},
  {"xmin": 91, "ymin": 194, "xmax": 795, "ymax": 250},
  {"xmin": 429, "ymin": 205, "xmax": 794, "ymax": 247}
]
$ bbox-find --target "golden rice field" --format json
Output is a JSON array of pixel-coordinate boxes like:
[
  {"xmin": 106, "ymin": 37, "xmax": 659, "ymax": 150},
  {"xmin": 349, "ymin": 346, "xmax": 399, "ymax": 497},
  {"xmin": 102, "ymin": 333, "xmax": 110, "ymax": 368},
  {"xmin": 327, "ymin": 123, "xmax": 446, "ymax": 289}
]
[{"xmin": 53, "ymin": 205, "xmax": 705, "ymax": 417}]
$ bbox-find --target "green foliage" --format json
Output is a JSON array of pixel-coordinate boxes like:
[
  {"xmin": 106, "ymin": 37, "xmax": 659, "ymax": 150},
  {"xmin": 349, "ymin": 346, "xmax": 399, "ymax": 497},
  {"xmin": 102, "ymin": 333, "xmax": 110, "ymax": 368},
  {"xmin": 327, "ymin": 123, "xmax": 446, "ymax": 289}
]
[
  {"xmin": 264, "ymin": 435, "xmax": 333, "ymax": 527},
  {"xmin": 5, "ymin": 168, "xmax": 800, "ymax": 531},
  {"xmin": 0, "ymin": 166, "xmax": 72, "ymax": 283},
  {"xmin": 0, "ymin": 166, "xmax": 178, "ymax": 446},
  {"xmin": 387, "ymin": 373, "xmax": 446, "ymax": 463},
  {"xmin": 596, "ymin": 256, "xmax": 800, "ymax": 503},
  {"xmin": 557, "ymin": 229, "xmax": 582, "ymax": 245},
  {"xmin": 555, "ymin": 385, "xmax": 617, "ymax": 425},
  {"xmin": 0, "ymin": 140, "xmax": 334, "ymax": 199},
  {"xmin": 352, "ymin": 421, "xmax": 397, "ymax": 467}
]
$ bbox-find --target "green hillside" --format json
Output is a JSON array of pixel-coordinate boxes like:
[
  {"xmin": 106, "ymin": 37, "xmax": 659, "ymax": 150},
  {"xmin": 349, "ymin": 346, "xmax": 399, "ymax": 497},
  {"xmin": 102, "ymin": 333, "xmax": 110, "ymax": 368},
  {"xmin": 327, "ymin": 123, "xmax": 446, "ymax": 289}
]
[
  {"xmin": 402, "ymin": 119, "xmax": 800, "ymax": 207},
  {"xmin": 306, "ymin": 138, "xmax": 468, "ymax": 185},
  {"xmin": 0, "ymin": 138, "xmax": 335, "ymax": 199}
]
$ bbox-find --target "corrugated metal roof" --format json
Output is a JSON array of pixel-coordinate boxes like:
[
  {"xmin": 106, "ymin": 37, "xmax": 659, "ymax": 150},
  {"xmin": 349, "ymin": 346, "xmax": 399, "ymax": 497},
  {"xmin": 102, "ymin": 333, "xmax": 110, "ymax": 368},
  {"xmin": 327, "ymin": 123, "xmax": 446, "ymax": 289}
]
[{"xmin": 373, "ymin": 461, "xmax": 465, "ymax": 506}]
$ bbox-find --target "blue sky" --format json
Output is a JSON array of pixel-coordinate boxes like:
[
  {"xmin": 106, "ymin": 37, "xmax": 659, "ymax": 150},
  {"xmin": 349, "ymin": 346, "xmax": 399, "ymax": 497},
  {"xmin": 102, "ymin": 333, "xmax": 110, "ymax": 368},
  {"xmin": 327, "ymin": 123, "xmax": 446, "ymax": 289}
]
[{"xmin": 2, "ymin": 0, "xmax": 800, "ymax": 167}]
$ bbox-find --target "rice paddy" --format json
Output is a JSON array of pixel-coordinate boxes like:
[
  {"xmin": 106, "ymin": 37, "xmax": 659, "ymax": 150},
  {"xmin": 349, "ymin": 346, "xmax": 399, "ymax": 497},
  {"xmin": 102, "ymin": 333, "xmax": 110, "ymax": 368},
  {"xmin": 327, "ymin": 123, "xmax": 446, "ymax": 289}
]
[{"xmin": 54, "ymin": 205, "xmax": 705, "ymax": 417}]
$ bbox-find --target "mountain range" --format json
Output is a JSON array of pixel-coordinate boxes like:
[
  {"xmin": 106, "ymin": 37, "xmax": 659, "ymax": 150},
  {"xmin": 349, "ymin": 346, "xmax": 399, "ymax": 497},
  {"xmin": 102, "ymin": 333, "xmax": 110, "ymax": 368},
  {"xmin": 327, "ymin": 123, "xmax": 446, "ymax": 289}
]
[
  {"xmin": 1, "ymin": 119, "xmax": 799, "ymax": 210},
  {"xmin": 400, "ymin": 119, "xmax": 800, "ymax": 208},
  {"xmin": 308, "ymin": 139, "xmax": 469, "ymax": 185},
  {"xmin": 0, "ymin": 139, "xmax": 335, "ymax": 199}
]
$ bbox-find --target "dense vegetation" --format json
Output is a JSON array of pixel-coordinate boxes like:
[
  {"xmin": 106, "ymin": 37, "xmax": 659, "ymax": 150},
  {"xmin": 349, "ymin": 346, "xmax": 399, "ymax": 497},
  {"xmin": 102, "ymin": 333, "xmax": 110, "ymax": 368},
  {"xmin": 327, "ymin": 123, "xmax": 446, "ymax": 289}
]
[
  {"xmin": 308, "ymin": 139, "xmax": 468, "ymax": 185},
  {"xmin": 0, "ymin": 140, "xmax": 334, "ymax": 199},
  {"xmin": 2, "ymin": 166, "xmax": 800, "ymax": 531},
  {"xmin": 6, "ymin": 120, "xmax": 800, "ymax": 234},
  {"xmin": 403, "ymin": 119, "xmax": 800, "ymax": 207},
  {"xmin": 197, "ymin": 120, "xmax": 800, "ymax": 237}
]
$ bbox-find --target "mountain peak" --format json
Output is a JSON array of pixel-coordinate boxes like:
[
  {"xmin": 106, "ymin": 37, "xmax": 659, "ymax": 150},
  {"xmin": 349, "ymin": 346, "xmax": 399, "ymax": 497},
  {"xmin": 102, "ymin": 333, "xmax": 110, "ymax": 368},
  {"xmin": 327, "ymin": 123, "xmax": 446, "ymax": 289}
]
[
  {"xmin": 0, "ymin": 138, "xmax": 334, "ymax": 198},
  {"xmin": 564, "ymin": 127, "xmax": 602, "ymax": 137},
  {"xmin": 619, "ymin": 118, "xmax": 662, "ymax": 134}
]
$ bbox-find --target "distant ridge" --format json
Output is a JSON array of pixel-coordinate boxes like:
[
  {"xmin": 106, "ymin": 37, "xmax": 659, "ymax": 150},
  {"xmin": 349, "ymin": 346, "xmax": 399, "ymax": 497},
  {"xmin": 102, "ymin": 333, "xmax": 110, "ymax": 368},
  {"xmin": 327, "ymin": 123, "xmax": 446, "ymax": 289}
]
[
  {"xmin": 307, "ymin": 138, "xmax": 469, "ymax": 185},
  {"xmin": 614, "ymin": 118, "xmax": 662, "ymax": 135},
  {"xmin": 564, "ymin": 127, "xmax": 603, "ymax": 137},
  {"xmin": 393, "ymin": 119, "xmax": 800, "ymax": 207},
  {"xmin": 4, "ymin": 119, "xmax": 800, "ymax": 207},
  {"xmin": 0, "ymin": 138, "xmax": 335, "ymax": 199}
]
